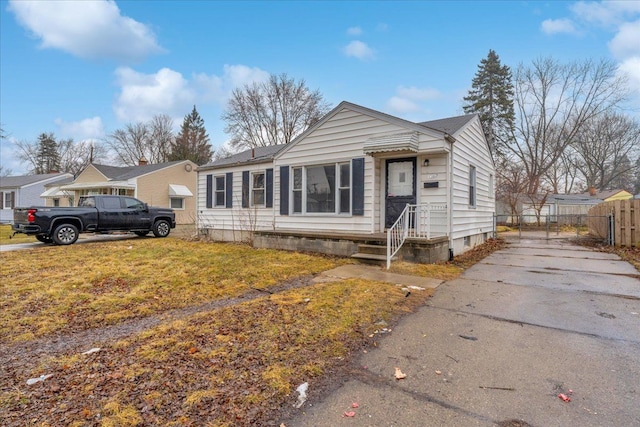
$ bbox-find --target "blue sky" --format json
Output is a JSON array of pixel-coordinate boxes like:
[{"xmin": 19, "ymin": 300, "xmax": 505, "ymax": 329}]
[{"xmin": 1, "ymin": 0, "xmax": 639, "ymax": 175}]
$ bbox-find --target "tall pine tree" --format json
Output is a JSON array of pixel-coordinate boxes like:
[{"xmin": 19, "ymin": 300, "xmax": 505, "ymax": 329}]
[
  {"xmin": 168, "ymin": 106, "xmax": 213, "ymax": 165},
  {"xmin": 35, "ymin": 132, "xmax": 61, "ymax": 174},
  {"xmin": 463, "ymin": 50, "xmax": 515, "ymax": 159}
]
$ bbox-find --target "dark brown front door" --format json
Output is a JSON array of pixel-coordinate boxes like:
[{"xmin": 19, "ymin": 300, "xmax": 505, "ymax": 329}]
[{"xmin": 385, "ymin": 157, "xmax": 416, "ymax": 228}]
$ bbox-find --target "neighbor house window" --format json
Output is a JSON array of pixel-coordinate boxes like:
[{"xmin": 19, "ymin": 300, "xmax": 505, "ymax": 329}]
[
  {"xmin": 53, "ymin": 198, "xmax": 60, "ymax": 207},
  {"xmin": 215, "ymin": 175, "xmax": 225, "ymax": 207},
  {"xmin": 3, "ymin": 192, "xmax": 13, "ymax": 209},
  {"xmin": 292, "ymin": 167, "xmax": 303, "ymax": 214},
  {"xmin": 170, "ymin": 198, "xmax": 185, "ymax": 209},
  {"xmin": 469, "ymin": 165, "xmax": 477, "ymax": 208},
  {"xmin": 252, "ymin": 172, "xmax": 265, "ymax": 206}
]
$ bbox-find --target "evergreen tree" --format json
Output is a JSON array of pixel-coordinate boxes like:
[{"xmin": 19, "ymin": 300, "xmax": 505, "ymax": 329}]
[
  {"xmin": 169, "ymin": 106, "xmax": 213, "ymax": 165},
  {"xmin": 463, "ymin": 50, "xmax": 515, "ymax": 158},
  {"xmin": 35, "ymin": 132, "xmax": 61, "ymax": 174}
]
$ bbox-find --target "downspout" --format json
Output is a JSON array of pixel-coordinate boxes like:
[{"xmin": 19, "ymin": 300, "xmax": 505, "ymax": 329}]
[{"xmin": 446, "ymin": 134, "xmax": 455, "ymax": 260}]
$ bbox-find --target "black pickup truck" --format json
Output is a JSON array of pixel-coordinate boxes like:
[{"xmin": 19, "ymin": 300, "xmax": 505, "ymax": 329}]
[{"xmin": 12, "ymin": 195, "xmax": 176, "ymax": 245}]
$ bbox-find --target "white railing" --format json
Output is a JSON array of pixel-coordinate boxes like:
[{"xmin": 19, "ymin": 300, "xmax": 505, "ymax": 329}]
[{"xmin": 386, "ymin": 203, "xmax": 448, "ymax": 269}]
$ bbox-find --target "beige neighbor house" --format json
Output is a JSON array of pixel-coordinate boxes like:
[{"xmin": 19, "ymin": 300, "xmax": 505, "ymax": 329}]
[
  {"xmin": 56, "ymin": 160, "xmax": 198, "ymax": 225},
  {"xmin": 197, "ymin": 101, "xmax": 495, "ymax": 267}
]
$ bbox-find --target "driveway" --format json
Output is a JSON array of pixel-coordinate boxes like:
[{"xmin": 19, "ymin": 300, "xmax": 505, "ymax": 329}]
[{"xmin": 286, "ymin": 239, "xmax": 640, "ymax": 426}]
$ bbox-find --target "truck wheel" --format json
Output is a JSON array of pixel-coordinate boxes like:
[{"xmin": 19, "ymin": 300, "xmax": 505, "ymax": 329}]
[
  {"xmin": 35, "ymin": 235, "xmax": 53, "ymax": 244},
  {"xmin": 52, "ymin": 224, "xmax": 79, "ymax": 245},
  {"xmin": 152, "ymin": 220, "xmax": 171, "ymax": 238}
]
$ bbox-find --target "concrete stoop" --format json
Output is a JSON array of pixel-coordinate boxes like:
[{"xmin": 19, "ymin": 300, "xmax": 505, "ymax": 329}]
[{"xmin": 351, "ymin": 243, "xmax": 390, "ymax": 266}]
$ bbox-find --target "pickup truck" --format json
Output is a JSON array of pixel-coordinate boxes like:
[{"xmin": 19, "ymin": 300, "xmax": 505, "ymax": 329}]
[{"xmin": 12, "ymin": 195, "xmax": 176, "ymax": 245}]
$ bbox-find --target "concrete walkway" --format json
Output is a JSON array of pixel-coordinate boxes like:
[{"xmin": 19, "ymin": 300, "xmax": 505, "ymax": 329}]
[{"xmin": 284, "ymin": 239, "xmax": 640, "ymax": 427}]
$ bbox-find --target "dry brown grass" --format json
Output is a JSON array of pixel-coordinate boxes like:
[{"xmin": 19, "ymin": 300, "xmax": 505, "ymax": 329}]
[
  {"xmin": 0, "ymin": 239, "xmax": 345, "ymax": 343},
  {"xmin": 0, "ymin": 224, "xmax": 37, "ymax": 244}
]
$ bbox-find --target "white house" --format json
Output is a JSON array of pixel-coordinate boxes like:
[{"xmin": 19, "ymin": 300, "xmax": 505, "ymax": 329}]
[
  {"xmin": 0, "ymin": 173, "xmax": 74, "ymax": 223},
  {"xmin": 197, "ymin": 101, "xmax": 495, "ymax": 265}
]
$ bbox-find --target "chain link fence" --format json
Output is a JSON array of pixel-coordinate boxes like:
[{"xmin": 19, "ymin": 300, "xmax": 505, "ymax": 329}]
[{"xmin": 494, "ymin": 214, "xmax": 613, "ymax": 243}]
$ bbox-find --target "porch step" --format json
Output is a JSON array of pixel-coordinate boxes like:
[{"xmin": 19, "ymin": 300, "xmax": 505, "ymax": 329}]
[
  {"xmin": 351, "ymin": 243, "xmax": 391, "ymax": 266},
  {"xmin": 351, "ymin": 252, "xmax": 388, "ymax": 266},
  {"xmin": 357, "ymin": 243, "xmax": 387, "ymax": 256}
]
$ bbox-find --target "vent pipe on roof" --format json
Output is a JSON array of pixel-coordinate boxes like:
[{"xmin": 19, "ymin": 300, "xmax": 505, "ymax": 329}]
[{"xmin": 251, "ymin": 148, "xmax": 255, "ymax": 159}]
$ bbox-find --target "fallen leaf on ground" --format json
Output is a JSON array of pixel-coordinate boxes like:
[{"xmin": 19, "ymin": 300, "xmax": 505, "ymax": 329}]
[{"xmin": 394, "ymin": 367, "xmax": 407, "ymax": 380}]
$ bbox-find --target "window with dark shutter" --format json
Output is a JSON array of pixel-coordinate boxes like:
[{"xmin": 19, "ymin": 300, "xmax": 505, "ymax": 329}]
[
  {"xmin": 266, "ymin": 168, "xmax": 273, "ymax": 208},
  {"xmin": 225, "ymin": 172, "xmax": 233, "ymax": 208},
  {"xmin": 352, "ymin": 158, "xmax": 365, "ymax": 216},
  {"xmin": 242, "ymin": 171, "xmax": 249, "ymax": 208},
  {"xmin": 206, "ymin": 175, "xmax": 213, "ymax": 208},
  {"xmin": 280, "ymin": 166, "xmax": 289, "ymax": 215}
]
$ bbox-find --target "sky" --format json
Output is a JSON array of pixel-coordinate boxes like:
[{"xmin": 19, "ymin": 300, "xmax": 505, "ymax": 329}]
[{"xmin": 1, "ymin": 0, "xmax": 639, "ymax": 176}]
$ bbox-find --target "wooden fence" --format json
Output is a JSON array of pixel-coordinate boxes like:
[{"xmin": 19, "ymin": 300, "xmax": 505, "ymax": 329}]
[{"xmin": 588, "ymin": 199, "xmax": 639, "ymax": 247}]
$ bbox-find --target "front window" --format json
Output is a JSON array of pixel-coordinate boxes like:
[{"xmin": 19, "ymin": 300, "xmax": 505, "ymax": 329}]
[
  {"xmin": 252, "ymin": 172, "xmax": 265, "ymax": 206},
  {"xmin": 53, "ymin": 198, "xmax": 60, "ymax": 207},
  {"xmin": 3, "ymin": 192, "xmax": 11, "ymax": 209},
  {"xmin": 292, "ymin": 162, "xmax": 351, "ymax": 214},
  {"xmin": 170, "ymin": 198, "xmax": 185, "ymax": 209},
  {"xmin": 215, "ymin": 176, "xmax": 225, "ymax": 207}
]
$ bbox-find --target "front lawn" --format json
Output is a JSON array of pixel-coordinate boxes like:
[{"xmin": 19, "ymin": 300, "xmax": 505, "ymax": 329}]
[
  {"xmin": 0, "ymin": 237, "xmax": 509, "ymax": 426},
  {"xmin": 0, "ymin": 224, "xmax": 37, "ymax": 245}
]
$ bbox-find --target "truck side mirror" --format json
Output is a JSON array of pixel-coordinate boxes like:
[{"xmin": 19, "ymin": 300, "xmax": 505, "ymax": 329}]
[{"xmin": 143, "ymin": 203, "xmax": 149, "ymax": 212}]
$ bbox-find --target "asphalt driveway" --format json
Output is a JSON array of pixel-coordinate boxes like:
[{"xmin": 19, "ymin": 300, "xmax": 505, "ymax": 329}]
[{"xmin": 286, "ymin": 239, "xmax": 640, "ymax": 426}]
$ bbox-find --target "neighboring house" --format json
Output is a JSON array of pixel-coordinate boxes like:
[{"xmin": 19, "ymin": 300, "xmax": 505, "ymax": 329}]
[
  {"xmin": 584, "ymin": 188, "xmax": 633, "ymax": 202},
  {"xmin": 58, "ymin": 160, "xmax": 197, "ymax": 224},
  {"xmin": 0, "ymin": 173, "xmax": 74, "ymax": 223},
  {"xmin": 514, "ymin": 188, "xmax": 632, "ymax": 224},
  {"xmin": 41, "ymin": 176, "xmax": 75, "ymax": 207},
  {"xmin": 197, "ymin": 101, "xmax": 495, "ymax": 264}
]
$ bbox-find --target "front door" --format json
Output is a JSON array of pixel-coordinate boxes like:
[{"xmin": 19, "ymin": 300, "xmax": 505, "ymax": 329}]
[{"xmin": 385, "ymin": 157, "xmax": 416, "ymax": 228}]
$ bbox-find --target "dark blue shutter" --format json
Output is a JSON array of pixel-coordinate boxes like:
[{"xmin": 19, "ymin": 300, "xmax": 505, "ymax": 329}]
[
  {"xmin": 242, "ymin": 171, "xmax": 249, "ymax": 208},
  {"xmin": 266, "ymin": 168, "xmax": 273, "ymax": 208},
  {"xmin": 352, "ymin": 158, "xmax": 365, "ymax": 216},
  {"xmin": 279, "ymin": 166, "xmax": 289, "ymax": 215},
  {"xmin": 206, "ymin": 175, "xmax": 213, "ymax": 208},
  {"xmin": 225, "ymin": 172, "xmax": 233, "ymax": 208}
]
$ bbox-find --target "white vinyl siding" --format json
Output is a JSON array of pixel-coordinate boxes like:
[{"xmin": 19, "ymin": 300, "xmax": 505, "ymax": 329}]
[
  {"xmin": 197, "ymin": 162, "xmax": 275, "ymax": 237},
  {"xmin": 450, "ymin": 118, "xmax": 495, "ymax": 255}
]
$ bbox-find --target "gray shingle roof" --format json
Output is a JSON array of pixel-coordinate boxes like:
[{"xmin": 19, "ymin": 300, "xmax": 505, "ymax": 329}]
[
  {"xmin": 199, "ymin": 145, "xmax": 286, "ymax": 170},
  {"xmin": 0, "ymin": 173, "xmax": 72, "ymax": 188},
  {"xmin": 418, "ymin": 114, "xmax": 476, "ymax": 135},
  {"xmin": 92, "ymin": 161, "xmax": 184, "ymax": 180}
]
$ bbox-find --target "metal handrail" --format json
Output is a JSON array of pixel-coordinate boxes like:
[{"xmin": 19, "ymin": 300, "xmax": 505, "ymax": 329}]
[{"xmin": 387, "ymin": 203, "xmax": 448, "ymax": 269}]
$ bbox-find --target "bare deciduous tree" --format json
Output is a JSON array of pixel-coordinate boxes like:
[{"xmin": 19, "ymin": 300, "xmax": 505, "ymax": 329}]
[
  {"xmin": 222, "ymin": 73, "xmax": 331, "ymax": 150},
  {"xmin": 58, "ymin": 138, "xmax": 108, "ymax": 175},
  {"xmin": 509, "ymin": 57, "xmax": 628, "ymax": 199},
  {"xmin": 570, "ymin": 112, "xmax": 640, "ymax": 191},
  {"xmin": 105, "ymin": 115, "xmax": 174, "ymax": 165}
]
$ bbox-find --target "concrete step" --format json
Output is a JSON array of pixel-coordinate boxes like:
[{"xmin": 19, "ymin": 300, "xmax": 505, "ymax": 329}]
[
  {"xmin": 351, "ymin": 252, "xmax": 392, "ymax": 266},
  {"xmin": 357, "ymin": 243, "xmax": 387, "ymax": 256}
]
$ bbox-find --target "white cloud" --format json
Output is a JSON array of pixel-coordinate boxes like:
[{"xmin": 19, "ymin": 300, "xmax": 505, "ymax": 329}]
[
  {"xmin": 113, "ymin": 65, "xmax": 270, "ymax": 123},
  {"xmin": 387, "ymin": 97, "xmax": 422, "ymax": 114},
  {"xmin": 7, "ymin": 0, "xmax": 163, "ymax": 61},
  {"xmin": 396, "ymin": 86, "xmax": 442, "ymax": 101},
  {"xmin": 347, "ymin": 26, "xmax": 362, "ymax": 36},
  {"xmin": 541, "ymin": 18, "xmax": 578, "ymax": 35},
  {"xmin": 618, "ymin": 57, "xmax": 640, "ymax": 95},
  {"xmin": 343, "ymin": 40, "xmax": 375, "ymax": 60},
  {"xmin": 608, "ymin": 19, "xmax": 640, "ymax": 58},
  {"xmin": 571, "ymin": 0, "xmax": 640, "ymax": 27},
  {"xmin": 54, "ymin": 117, "xmax": 105, "ymax": 140},
  {"xmin": 376, "ymin": 23, "xmax": 389, "ymax": 32}
]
